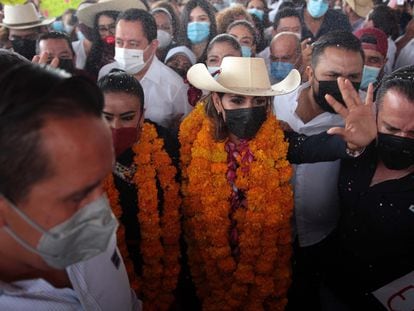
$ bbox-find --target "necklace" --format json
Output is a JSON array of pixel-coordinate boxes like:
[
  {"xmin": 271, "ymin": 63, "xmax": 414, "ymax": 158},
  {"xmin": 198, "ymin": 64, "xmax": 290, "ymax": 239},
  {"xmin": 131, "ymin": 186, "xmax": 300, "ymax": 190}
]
[
  {"xmin": 180, "ymin": 104, "xmax": 294, "ymax": 310},
  {"xmin": 104, "ymin": 122, "xmax": 181, "ymax": 310}
]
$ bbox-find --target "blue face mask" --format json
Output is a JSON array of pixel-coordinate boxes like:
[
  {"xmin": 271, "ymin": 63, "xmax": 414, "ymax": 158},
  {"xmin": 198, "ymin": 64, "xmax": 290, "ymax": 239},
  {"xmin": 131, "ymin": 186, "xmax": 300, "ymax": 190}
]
[
  {"xmin": 241, "ymin": 45, "xmax": 252, "ymax": 57},
  {"xmin": 248, "ymin": 8, "xmax": 265, "ymax": 21},
  {"xmin": 360, "ymin": 65, "xmax": 381, "ymax": 90},
  {"xmin": 213, "ymin": 0, "xmax": 230, "ymax": 11},
  {"xmin": 270, "ymin": 61, "xmax": 294, "ymax": 81},
  {"xmin": 187, "ymin": 22, "xmax": 210, "ymax": 44},
  {"xmin": 52, "ymin": 20, "xmax": 64, "ymax": 32},
  {"xmin": 307, "ymin": 0, "xmax": 329, "ymax": 18}
]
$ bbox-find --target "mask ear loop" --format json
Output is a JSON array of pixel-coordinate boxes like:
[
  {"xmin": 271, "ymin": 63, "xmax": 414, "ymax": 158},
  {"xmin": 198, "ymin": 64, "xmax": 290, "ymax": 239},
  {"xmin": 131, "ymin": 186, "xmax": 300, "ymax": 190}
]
[{"xmin": 0, "ymin": 194, "xmax": 56, "ymax": 238}]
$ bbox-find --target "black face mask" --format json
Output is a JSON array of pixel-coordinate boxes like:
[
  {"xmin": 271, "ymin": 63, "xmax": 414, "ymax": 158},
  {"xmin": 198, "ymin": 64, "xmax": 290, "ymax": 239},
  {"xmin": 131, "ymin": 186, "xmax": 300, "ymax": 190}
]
[
  {"xmin": 58, "ymin": 58, "xmax": 75, "ymax": 74},
  {"xmin": 313, "ymin": 80, "xmax": 360, "ymax": 114},
  {"xmin": 377, "ymin": 133, "xmax": 414, "ymax": 170},
  {"xmin": 12, "ymin": 39, "xmax": 37, "ymax": 60},
  {"xmin": 224, "ymin": 106, "xmax": 267, "ymax": 140}
]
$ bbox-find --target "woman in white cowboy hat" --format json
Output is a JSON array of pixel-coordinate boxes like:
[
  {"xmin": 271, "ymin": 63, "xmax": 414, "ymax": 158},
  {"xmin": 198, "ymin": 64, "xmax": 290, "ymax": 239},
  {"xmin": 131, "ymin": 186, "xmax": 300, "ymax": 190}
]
[{"xmin": 179, "ymin": 56, "xmax": 301, "ymax": 310}]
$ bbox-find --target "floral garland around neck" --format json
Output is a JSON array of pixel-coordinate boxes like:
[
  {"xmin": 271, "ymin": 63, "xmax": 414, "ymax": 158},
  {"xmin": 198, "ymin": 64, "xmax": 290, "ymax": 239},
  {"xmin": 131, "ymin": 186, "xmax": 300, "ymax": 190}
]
[
  {"xmin": 179, "ymin": 103, "xmax": 294, "ymax": 310},
  {"xmin": 103, "ymin": 122, "xmax": 181, "ymax": 311}
]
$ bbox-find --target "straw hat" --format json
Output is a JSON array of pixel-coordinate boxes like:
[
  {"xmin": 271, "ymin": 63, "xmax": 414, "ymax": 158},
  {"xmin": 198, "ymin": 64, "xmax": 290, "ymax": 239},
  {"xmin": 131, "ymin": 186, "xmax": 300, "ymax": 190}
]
[
  {"xmin": 77, "ymin": 0, "xmax": 147, "ymax": 28},
  {"xmin": 1, "ymin": 3, "xmax": 55, "ymax": 30},
  {"xmin": 344, "ymin": 0, "xmax": 373, "ymax": 18},
  {"xmin": 187, "ymin": 57, "xmax": 301, "ymax": 96}
]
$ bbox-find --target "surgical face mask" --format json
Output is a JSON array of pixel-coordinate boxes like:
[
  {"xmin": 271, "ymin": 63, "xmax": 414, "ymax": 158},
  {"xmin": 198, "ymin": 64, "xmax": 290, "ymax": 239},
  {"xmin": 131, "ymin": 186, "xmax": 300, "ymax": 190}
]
[
  {"xmin": 64, "ymin": 24, "xmax": 74, "ymax": 34},
  {"xmin": 76, "ymin": 31, "xmax": 86, "ymax": 41},
  {"xmin": 360, "ymin": 65, "xmax": 381, "ymax": 90},
  {"xmin": 157, "ymin": 29, "xmax": 172, "ymax": 49},
  {"xmin": 270, "ymin": 61, "xmax": 294, "ymax": 81},
  {"xmin": 187, "ymin": 21, "xmax": 210, "ymax": 44},
  {"xmin": 111, "ymin": 127, "xmax": 138, "ymax": 157},
  {"xmin": 208, "ymin": 66, "xmax": 221, "ymax": 79},
  {"xmin": 307, "ymin": 0, "xmax": 329, "ymax": 18},
  {"xmin": 213, "ymin": 0, "xmax": 230, "ymax": 11},
  {"xmin": 114, "ymin": 47, "xmax": 147, "ymax": 75},
  {"xmin": 248, "ymin": 8, "xmax": 265, "ymax": 21},
  {"xmin": 313, "ymin": 78, "xmax": 360, "ymax": 113},
  {"xmin": 241, "ymin": 45, "xmax": 252, "ymax": 57},
  {"xmin": 377, "ymin": 133, "xmax": 414, "ymax": 170},
  {"xmin": 224, "ymin": 106, "xmax": 267, "ymax": 140},
  {"xmin": 11, "ymin": 39, "xmax": 37, "ymax": 60},
  {"xmin": 2, "ymin": 195, "xmax": 118, "ymax": 269},
  {"xmin": 52, "ymin": 20, "xmax": 64, "ymax": 32}
]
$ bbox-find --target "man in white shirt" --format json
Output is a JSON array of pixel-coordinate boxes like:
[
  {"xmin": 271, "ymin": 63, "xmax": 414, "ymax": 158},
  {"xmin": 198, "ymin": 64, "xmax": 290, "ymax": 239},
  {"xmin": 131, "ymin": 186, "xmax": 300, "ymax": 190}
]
[
  {"xmin": 274, "ymin": 31, "xmax": 364, "ymax": 311},
  {"xmin": 99, "ymin": 9, "xmax": 191, "ymax": 129},
  {"xmin": 0, "ymin": 64, "xmax": 140, "ymax": 311}
]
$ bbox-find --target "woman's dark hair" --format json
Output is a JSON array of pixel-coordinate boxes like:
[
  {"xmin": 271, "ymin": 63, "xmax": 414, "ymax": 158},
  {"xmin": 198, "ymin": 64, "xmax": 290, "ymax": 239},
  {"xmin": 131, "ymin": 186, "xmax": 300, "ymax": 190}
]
[
  {"xmin": 207, "ymin": 33, "xmax": 242, "ymax": 55},
  {"xmin": 98, "ymin": 70, "xmax": 145, "ymax": 115},
  {"xmin": 205, "ymin": 93, "xmax": 228, "ymax": 141},
  {"xmin": 0, "ymin": 64, "xmax": 103, "ymax": 203},
  {"xmin": 227, "ymin": 20, "xmax": 257, "ymax": 46},
  {"xmin": 84, "ymin": 10, "xmax": 119, "ymax": 78},
  {"xmin": 368, "ymin": 5, "xmax": 399, "ymax": 39},
  {"xmin": 180, "ymin": 0, "xmax": 217, "ymax": 62},
  {"xmin": 249, "ymin": 13, "xmax": 266, "ymax": 53}
]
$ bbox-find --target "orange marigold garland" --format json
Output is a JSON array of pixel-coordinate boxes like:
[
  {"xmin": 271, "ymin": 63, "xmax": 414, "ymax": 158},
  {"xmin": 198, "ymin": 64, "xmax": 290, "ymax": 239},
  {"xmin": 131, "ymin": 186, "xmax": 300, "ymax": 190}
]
[
  {"xmin": 103, "ymin": 122, "xmax": 181, "ymax": 311},
  {"xmin": 179, "ymin": 103, "xmax": 294, "ymax": 310}
]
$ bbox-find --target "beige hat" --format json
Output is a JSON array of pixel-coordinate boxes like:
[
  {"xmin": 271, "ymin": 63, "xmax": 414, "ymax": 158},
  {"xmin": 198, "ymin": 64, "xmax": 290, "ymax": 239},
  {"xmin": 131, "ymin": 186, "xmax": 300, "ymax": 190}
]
[
  {"xmin": 77, "ymin": 0, "xmax": 147, "ymax": 28},
  {"xmin": 1, "ymin": 3, "xmax": 55, "ymax": 30},
  {"xmin": 187, "ymin": 57, "xmax": 301, "ymax": 97},
  {"xmin": 345, "ymin": 0, "xmax": 373, "ymax": 18}
]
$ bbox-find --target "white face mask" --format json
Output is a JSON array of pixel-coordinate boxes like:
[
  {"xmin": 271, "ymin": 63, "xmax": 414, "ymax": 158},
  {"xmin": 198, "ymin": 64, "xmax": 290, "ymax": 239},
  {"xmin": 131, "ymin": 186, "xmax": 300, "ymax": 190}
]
[
  {"xmin": 2, "ymin": 194, "xmax": 118, "ymax": 269},
  {"xmin": 157, "ymin": 29, "xmax": 172, "ymax": 49},
  {"xmin": 114, "ymin": 47, "xmax": 148, "ymax": 75}
]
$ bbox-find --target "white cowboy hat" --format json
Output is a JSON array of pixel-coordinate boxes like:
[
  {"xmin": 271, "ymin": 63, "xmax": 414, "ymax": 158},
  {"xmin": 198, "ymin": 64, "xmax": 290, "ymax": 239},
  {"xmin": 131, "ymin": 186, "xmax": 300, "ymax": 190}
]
[
  {"xmin": 187, "ymin": 57, "xmax": 301, "ymax": 96},
  {"xmin": 77, "ymin": 0, "xmax": 147, "ymax": 28},
  {"xmin": 1, "ymin": 3, "xmax": 55, "ymax": 30},
  {"xmin": 344, "ymin": 0, "xmax": 373, "ymax": 18}
]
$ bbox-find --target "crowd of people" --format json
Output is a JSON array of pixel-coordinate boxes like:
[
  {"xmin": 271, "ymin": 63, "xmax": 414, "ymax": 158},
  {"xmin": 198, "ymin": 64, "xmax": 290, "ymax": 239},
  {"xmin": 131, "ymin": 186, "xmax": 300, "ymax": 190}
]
[{"xmin": 0, "ymin": 0, "xmax": 413, "ymax": 310}]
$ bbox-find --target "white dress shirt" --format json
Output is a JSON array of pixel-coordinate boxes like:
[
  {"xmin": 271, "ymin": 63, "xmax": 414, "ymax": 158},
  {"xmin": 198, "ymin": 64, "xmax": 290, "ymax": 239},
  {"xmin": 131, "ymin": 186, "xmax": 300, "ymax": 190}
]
[
  {"xmin": 99, "ymin": 57, "xmax": 191, "ymax": 129},
  {"xmin": 72, "ymin": 40, "xmax": 87, "ymax": 70},
  {"xmin": 0, "ymin": 234, "xmax": 141, "ymax": 311},
  {"xmin": 273, "ymin": 82, "xmax": 344, "ymax": 247}
]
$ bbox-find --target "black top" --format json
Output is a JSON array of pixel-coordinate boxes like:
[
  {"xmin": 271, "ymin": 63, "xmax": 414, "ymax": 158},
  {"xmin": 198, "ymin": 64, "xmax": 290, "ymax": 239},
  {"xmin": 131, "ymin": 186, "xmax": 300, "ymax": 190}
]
[
  {"xmin": 286, "ymin": 132, "xmax": 414, "ymax": 309},
  {"xmin": 327, "ymin": 143, "xmax": 414, "ymax": 310},
  {"xmin": 298, "ymin": 7, "xmax": 352, "ymax": 42},
  {"xmin": 113, "ymin": 121, "xmax": 179, "ymax": 276}
]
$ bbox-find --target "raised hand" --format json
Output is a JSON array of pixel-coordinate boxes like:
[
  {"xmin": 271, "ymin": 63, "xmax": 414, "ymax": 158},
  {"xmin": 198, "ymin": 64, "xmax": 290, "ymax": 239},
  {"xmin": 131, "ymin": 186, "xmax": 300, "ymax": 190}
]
[
  {"xmin": 326, "ymin": 78, "xmax": 377, "ymax": 150},
  {"xmin": 32, "ymin": 51, "xmax": 59, "ymax": 68}
]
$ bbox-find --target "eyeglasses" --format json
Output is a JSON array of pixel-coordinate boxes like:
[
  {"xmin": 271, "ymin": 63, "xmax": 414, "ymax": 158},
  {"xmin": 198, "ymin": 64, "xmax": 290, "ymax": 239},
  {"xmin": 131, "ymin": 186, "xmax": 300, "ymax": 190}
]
[{"xmin": 98, "ymin": 23, "xmax": 116, "ymax": 34}]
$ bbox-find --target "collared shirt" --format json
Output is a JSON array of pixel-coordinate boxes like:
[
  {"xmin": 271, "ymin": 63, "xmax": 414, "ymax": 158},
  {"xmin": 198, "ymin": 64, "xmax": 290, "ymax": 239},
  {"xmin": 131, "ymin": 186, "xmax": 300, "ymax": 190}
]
[
  {"xmin": 393, "ymin": 37, "xmax": 414, "ymax": 70},
  {"xmin": 99, "ymin": 57, "xmax": 191, "ymax": 129},
  {"xmin": 0, "ymin": 234, "xmax": 141, "ymax": 311},
  {"xmin": 274, "ymin": 82, "xmax": 344, "ymax": 246},
  {"xmin": 299, "ymin": 7, "xmax": 352, "ymax": 41}
]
